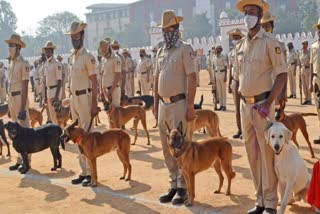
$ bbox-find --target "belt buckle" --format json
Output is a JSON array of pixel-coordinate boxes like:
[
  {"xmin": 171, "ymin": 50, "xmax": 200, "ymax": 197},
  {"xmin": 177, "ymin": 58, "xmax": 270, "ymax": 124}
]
[
  {"xmin": 245, "ymin": 96, "xmax": 255, "ymax": 104},
  {"xmin": 162, "ymin": 97, "xmax": 171, "ymax": 103}
]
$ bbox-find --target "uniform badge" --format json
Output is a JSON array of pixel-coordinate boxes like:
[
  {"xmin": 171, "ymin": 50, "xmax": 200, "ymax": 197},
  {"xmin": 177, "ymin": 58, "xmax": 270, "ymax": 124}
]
[
  {"xmin": 275, "ymin": 47, "xmax": 281, "ymax": 54},
  {"xmin": 91, "ymin": 58, "xmax": 96, "ymax": 64}
]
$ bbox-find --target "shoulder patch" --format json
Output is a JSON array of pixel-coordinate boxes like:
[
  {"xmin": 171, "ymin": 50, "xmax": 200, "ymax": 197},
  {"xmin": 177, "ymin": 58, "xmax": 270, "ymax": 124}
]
[{"xmin": 275, "ymin": 47, "xmax": 281, "ymax": 54}]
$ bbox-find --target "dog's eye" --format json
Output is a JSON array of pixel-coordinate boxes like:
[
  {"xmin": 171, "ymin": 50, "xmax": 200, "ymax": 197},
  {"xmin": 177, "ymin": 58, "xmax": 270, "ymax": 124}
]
[
  {"xmin": 279, "ymin": 135, "xmax": 283, "ymax": 139},
  {"xmin": 271, "ymin": 135, "xmax": 275, "ymax": 139}
]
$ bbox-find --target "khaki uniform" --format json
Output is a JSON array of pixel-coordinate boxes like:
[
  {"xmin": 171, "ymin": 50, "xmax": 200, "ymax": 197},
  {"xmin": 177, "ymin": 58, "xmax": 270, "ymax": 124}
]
[
  {"xmin": 44, "ymin": 57, "xmax": 63, "ymax": 125},
  {"xmin": 8, "ymin": 56, "xmax": 31, "ymax": 164},
  {"xmin": 61, "ymin": 62, "xmax": 69, "ymax": 99},
  {"xmin": 116, "ymin": 53, "xmax": 126, "ymax": 97},
  {"xmin": 299, "ymin": 49, "xmax": 312, "ymax": 102},
  {"xmin": 69, "ymin": 47, "xmax": 96, "ymax": 176},
  {"xmin": 124, "ymin": 56, "xmax": 135, "ymax": 96},
  {"xmin": 207, "ymin": 52, "xmax": 214, "ymax": 83},
  {"xmin": 195, "ymin": 55, "xmax": 201, "ymax": 86},
  {"xmin": 34, "ymin": 65, "xmax": 41, "ymax": 97},
  {"xmin": 234, "ymin": 29, "xmax": 287, "ymax": 209},
  {"xmin": 156, "ymin": 40, "xmax": 195, "ymax": 189},
  {"xmin": 101, "ymin": 52, "xmax": 121, "ymax": 107},
  {"xmin": 96, "ymin": 60, "xmax": 103, "ymax": 96},
  {"xmin": 0, "ymin": 67, "xmax": 6, "ymax": 103},
  {"xmin": 287, "ymin": 49, "xmax": 298, "ymax": 96},
  {"xmin": 310, "ymin": 41, "xmax": 320, "ymax": 123},
  {"xmin": 212, "ymin": 54, "xmax": 227, "ymax": 107},
  {"xmin": 137, "ymin": 57, "xmax": 152, "ymax": 95}
]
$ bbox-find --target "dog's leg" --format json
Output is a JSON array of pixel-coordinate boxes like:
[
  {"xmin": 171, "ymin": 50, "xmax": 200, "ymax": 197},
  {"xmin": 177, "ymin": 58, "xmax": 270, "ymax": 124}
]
[
  {"xmin": 188, "ymin": 173, "xmax": 195, "ymax": 206},
  {"xmin": 50, "ymin": 147, "xmax": 58, "ymax": 171},
  {"xmin": 213, "ymin": 159, "xmax": 224, "ymax": 194},
  {"xmin": 20, "ymin": 153, "xmax": 30, "ymax": 174},
  {"xmin": 292, "ymin": 132, "xmax": 300, "ymax": 149},
  {"xmin": 31, "ymin": 120, "xmax": 36, "ymax": 128},
  {"xmin": 221, "ymin": 157, "xmax": 236, "ymax": 195},
  {"xmin": 57, "ymin": 149, "xmax": 62, "ymax": 168},
  {"xmin": 91, "ymin": 158, "xmax": 98, "ymax": 187},
  {"xmin": 132, "ymin": 118, "xmax": 140, "ymax": 145},
  {"xmin": 278, "ymin": 182, "xmax": 294, "ymax": 214},
  {"xmin": 0, "ymin": 143, "xmax": 2, "ymax": 156},
  {"xmin": 117, "ymin": 150, "xmax": 128, "ymax": 180},
  {"xmin": 182, "ymin": 171, "xmax": 192, "ymax": 206},
  {"xmin": 140, "ymin": 116, "xmax": 150, "ymax": 145},
  {"xmin": 300, "ymin": 126, "xmax": 315, "ymax": 158}
]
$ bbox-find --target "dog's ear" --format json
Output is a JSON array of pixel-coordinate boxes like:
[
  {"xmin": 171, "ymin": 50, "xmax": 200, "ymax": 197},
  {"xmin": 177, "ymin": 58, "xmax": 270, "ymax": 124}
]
[
  {"xmin": 264, "ymin": 121, "xmax": 273, "ymax": 145},
  {"xmin": 165, "ymin": 121, "xmax": 171, "ymax": 133},
  {"xmin": 177, "ymin": 121, "xmax": 183, "ymax": 134},
  {"xmin": 283, "ymin": 126, "xmax": 293, "ymax": 144},
  {"xmin": 3, "ymin": 122, "xmax": 8, "ymax": 130}
]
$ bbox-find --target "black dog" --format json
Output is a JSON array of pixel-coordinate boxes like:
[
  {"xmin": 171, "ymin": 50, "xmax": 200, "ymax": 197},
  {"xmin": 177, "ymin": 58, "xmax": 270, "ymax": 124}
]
[
  {"xmin": 121, "ymin": 95, "xmax": 154, "ymax": 111},
  {"xmin": 194, "ymin": 95, "xmax": 204, "ymax": 110},
  {"xmin": 0, "ymin": 119, "xmax": 10, "ymax": 156},
  {"xmin": 5, "ymin": 122, "xmax": 65, "ymax": 174}
]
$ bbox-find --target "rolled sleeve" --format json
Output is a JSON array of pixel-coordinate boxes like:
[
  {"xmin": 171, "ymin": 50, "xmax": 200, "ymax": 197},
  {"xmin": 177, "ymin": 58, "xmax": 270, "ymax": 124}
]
[
  {"xmin": 86, "ymin": 54, "xmax": 97, "ymax": 76},
  {"xmin": 267, "ymin": 39, "xmax": 287, "ymax": 77},
  {"xmin": 183, "ymin": 45, "xmax": 196, "ymax": 75}
]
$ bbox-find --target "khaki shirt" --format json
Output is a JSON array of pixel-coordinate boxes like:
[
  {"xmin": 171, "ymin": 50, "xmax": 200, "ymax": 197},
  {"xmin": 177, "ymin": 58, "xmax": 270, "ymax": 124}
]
[
  {"xmin": 234, "ymin": 28, "xmax": 287, "ymax": 96},
  {"xmin": 287, "ymin": 49, "xmax": 298, "ymax": 65},
  {"xmin": 8, "ymin": 56, "xmax": 30, "ymax": 93},
  {"xmin": 155, "ymin": 40, "xmax": 195, "ymax": 97},
  {"xmin": 123, "ymin": 56, "xmax": 134, "ymax": 73},
  {"xmin": 137, "ymin": 57, "xmax": 152, "ymax": 76},
  {"xmin": 310, "ymin": 41, "xmax": 320, "ymax": 76},
  {"xmin": 69, "ymin": 47, "xmax": 96, "ymax": 93},
  {"xmin": 299, "ymin": 49, "xmax": 310, "ymax": 67},
  {"xmin": 44, "ymin": 57, "xmax": 62, "ymax": 87},
  {"xmin": 39, "ymin": 62, "xmax": 45, "ymax": 84},
  {"xmin": 228, "ymin": 49, "xmax": 236, "ymax": 78},
  {"xmin": 101, "ymin": 52, "xmax": 121, "ymax": 88},
  {"xmin": 213, "ymin": 54, "xmax": 227, "ymax": 71}
]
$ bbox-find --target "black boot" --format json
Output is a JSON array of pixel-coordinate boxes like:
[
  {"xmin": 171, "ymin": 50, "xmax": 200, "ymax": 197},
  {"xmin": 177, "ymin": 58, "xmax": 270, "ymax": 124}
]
[
  {"xmin": 263, "ymin": 208, "xmax": 277, "ymax": 214},
  {"xmin": 82, "ymin": 176, "xmax": 92, "ymax": 187},
  {"xmin": 314, "ymin": 138, "xmax": 320, "ymax": 144},
  {"xmin": 9, "ymin": 163, "xmax": 21, "ymax": 171},
  {"xmin": 172, "ymin": 188, "xmax": 187, "ymax": 205},
  {"xmin": 247, "ymin": 206, "xmax": 265, "ymax": 214},
  {"xmin": 71, "ymin": 175, "xmax": 86, "ymax": 185},
  {"xmin": 159, "ymin": 188, "xmax": 177, "ymax": 203},
  {"xmin": 233, "ymin": 131, "xmax": 242, "ymax": 139}
]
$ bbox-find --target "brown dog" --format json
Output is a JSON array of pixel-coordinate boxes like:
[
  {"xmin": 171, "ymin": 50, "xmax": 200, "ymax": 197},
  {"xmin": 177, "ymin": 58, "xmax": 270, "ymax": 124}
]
[
  {"xmin": 187, "ymin": 109, "xmax": 222, "ymax": 141},
  {"xmin": 63, "ymin": 120, "xmax": 132, "ymax": 187},
  {"xmin": 105, "ymin": 101, "xmax": 150, "ymax": 145},
  {"xmin": 29, "ymin": 106, "xmax": 46, "ymax": 128},
  {"xmin": 167, "ymin": 121, "xmax": 235, "ymax": 206},
  {"xmin": 275, "ymin": 100, "xmax": 316, "ymax": 158}
]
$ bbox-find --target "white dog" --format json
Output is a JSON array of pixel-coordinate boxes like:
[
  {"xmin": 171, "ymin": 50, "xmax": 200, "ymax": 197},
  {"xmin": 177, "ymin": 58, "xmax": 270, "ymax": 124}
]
[{"xmin": 264, "ymin": 122, "xmax": 310, "ymax": 214}]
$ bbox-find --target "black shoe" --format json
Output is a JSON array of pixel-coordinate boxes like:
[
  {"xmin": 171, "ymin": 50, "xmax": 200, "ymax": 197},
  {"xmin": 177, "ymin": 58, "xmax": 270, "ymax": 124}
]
[
  {"xmin": 292, "ymin": 95, "xmax": 296, "ymax": 99},
  {"xmin": 159, "ymin": 188, "xmax": 177, "ymax": 203},
  {"xmin": 233, "ymin": 131, "xmax": 242, "ymax": 139},
  {"xmin": 262, "ymin": 208, "xmax": 276, "ymax": 214},
  {"xmin": 208, "ymin": 81, "xmax": 213, "ymax": 85},
  {"xmin": 247, "ymin": 206, "xmax": 265, "ymax": 214},
  {"xmin": 307, "ymin": 101, "xmax": 312, "ymax": 105},
  {"xmin": 82, "ymin": 176, "xmax": 92, "ymax": 187},
  {"xmin": 71, "ymin": 175, "xmax": 86, "ymax": 185},
  {"xmin": 172, "ymin": 188, "xmax": 187, "ymax": 205},
  {"xmin": 302, "ymin": 101, "xmax": 308, "ymax": 105},
  {"xmin": 221, "ymin": 106, "xmax": 226, "ymax": 111},
  {"xmin": 9, "ymin": 163, "xmax": 21, "ymax": 171},
  {"xmin": 288, "ymin": 95, "xmax": 294, "ymax": 99},
  {"xmin": 314, "ymin": 139, "xmax": 320, "ymax": 144}
]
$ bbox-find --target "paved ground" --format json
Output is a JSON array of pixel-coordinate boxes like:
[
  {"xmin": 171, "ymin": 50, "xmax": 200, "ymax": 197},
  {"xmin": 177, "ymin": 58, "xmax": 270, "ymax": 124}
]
[{"xmin": 0, "ymin": 70, "xmax": 318, "ymax": 214}]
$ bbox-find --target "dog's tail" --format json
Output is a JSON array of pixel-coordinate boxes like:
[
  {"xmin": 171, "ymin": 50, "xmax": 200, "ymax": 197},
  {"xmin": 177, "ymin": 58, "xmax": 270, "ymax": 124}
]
[
  {"xmin": 40, "ymin": 104, "xmax": 47, "ymax": 114},
  {"xmin": 300, "ymin": 113, "xmax": 318, "ymax": 117},
  {"xmin": 132, "ymin": 99, "xmax": 146, "ymax": 109},
  {"xmin": 199, "ymin": 94, "xmax": 204, "ymax": 108}
]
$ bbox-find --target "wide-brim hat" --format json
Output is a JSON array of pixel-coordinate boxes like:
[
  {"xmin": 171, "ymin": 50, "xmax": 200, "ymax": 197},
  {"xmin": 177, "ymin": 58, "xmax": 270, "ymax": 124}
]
[
  {"xmin": 151, "ymin": 47, "xmax": 158, "ymax": 52},
  {"xmin": 229, "ymin": 28, "xmax": 244, "ymax": 39},
  {"xmin": 4, "ymin": 33, "xmax": 26, "ymax": 48},
  {"xmin": 122, "ymin": 48, "xmax": 129, "ymax": 54},
  {"xmin": 57, "ymin": 55, "xmax": 63, "ymax": 61},
  {"xmin": 65, "ymin": 21, "xmax": 87, "ymax": 35},
  {"xmin": 157, "ymin": 10, "xmax": 183, "ymax": 29},
  {"xmin": 139, "ymin": 48, "xmax": 146, "ymax": 52},
  {"xmin": 261, "ymin": 11, "xmax": 275, "ymax": 24},
  {"xmin": 216, "ymin": 45, "xmax": 222, "ymax": 50},
  {"xmin": 302, "ymin": 40, "xmax": 308, "ymax": 44},
  {"xmin": 111, "ymin": 40, "xmax": 120, "ymax": 48},
  {"xmin": 43, "ymin": 41, "xmax": 56, "ymax": 49},
  {"xmin": 236, "ymin": 0, "xmax": 269, "ymax": 13},
  {"xmin": 313, "ymin": 19, "xmax": 320, "ymax": 29}
]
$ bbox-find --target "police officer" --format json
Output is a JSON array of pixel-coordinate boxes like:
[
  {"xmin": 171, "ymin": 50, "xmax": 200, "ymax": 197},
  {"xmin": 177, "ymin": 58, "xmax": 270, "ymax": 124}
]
[
  {"xmin": 43, "ymin": 41, "xmax": 62, "ymax": 125},
  {"xmin": 154, "ymin": 10, "xmax": 196, "ymax": 205},
  {"xmin": 228, "ymin": 29, "xmax": 244, "ymax": 139},
  {"xmin": 65, "ymin": 22, "xmax": 99, "ymax": 186},
  {"xmin": 287, "ymin": 42, "xmax": 298, "ymax": 99},
  {"xmin": 235, "ymin": 1, "xmax": 287, "ymax": 213},
  {"xmin": 194, "ymin": 51, "xmax": 201, "ymax": 87},
  {"xmin": 0, "ymin": 62, "xmax": 6, "ymax": 103},
  {"xmin": 111, "ymin": 40, "xmax": 126, "ymax": 98},
  {"xmin": 207, "ymin": 45, "xmax": 215, "ymax": 85},
  {"xmin": 310, "ymin": 19, "xmax": 320, "ymax": 144},
  {"xmin": 299, "ymin": 40, "xmax": 312, "ymax": 105},
  {"xmin": 99, "ymin": 39, "xmax": 121, "ymax": 107},
  {"xmin": 123, "ymin": 49, "xmax": 135, "ymax": 96},
  {"xmin": 39, "ymin": 49, "xmax": 47, "ymax": 108},
  {"xmin": 57, "ymin": 55, "xmax": 69, "ymax": 99},
  {"xmin": 5, "ymin": 34, "xmax": 31, "ymax": 172},
  {"xmin": 213, "ymin": 45, "xmax": 227, "ymax": 111},
  {"xmin": 137, "ymin": 48, "xmax": 152, "ymax": 95}
]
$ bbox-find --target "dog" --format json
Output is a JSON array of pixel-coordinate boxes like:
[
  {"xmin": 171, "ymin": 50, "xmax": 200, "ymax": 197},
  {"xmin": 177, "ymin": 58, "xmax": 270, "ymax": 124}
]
[
  {"xmin": 62, "ymin": 120, "xmax": 132, "ymax": 187},
  {"xmin": 29, "ymin": 106, "xmax": 46, "ymax": 128},
  {"xmin": 104, "ymin": 101, "xmax": 150, "ymax": 145},
  {"xmin": 166, "ymin": 121, "xmax": 235, "ymax": 206},
  {"xmin": 0, "ymin": 103, "xmax": 8, "ymax": 117},
  {"xmin": 193, "ymin": 95, "xmax": 204, "ymax": 110},
  {"xmin": 265, "ymin": 122, "xmax": 310, "ymax": 214},
  {"xmin": 4, "ymin": 121, "xmax": 65, "ymax": 174},
  {"xmin": 0, "ymin": 119, "xmax": 10, "ymax": 156},
  {"xmin": 275, "ymin": 100, "xmax": 316, "ymax": 158},
  {"xmin": 187, "ymin": 109, "xmax": 222, "ymax": 141}
]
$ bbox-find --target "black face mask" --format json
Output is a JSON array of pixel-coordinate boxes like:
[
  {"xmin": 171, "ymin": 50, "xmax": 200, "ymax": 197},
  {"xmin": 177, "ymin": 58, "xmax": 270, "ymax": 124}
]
[
  {"xmin": 140, "ymin": 54, "xmax": 144, "ymax": 58},
  {"xmin": 72, "ymin": 38, "xmax": 83, "ymax": 50}
]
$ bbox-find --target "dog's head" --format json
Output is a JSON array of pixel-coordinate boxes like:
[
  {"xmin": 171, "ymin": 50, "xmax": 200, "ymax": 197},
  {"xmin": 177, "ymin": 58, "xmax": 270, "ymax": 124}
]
[
  {"xmin": 264, "ymin": 121, "xmax": 292, "ymax": 155},
  {"xmin": 4, "ymin": 121, "xmax": 21, "ymax": 140},
  {"xmin": 120, "ymin": 95, "xmax": 129, "ymax": 106},
  {"xmin": 61, "ymin": 119, "xmax": 80, "ymax": 143},
  {"xmin": 275, "ymin": 99, "xmax": 286, "ymax": 121},
  {"xmin": 166, "ymin": 121, "xmax": 188, "ymax": 158}
]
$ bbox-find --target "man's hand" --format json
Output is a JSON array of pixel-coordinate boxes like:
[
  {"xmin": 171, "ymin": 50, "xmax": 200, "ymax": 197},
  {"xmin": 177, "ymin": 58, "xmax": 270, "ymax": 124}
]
[
  {"xmin": 253, "ymin": 100, "xmax": 270, "ymax": 119},
  {"xmin": 17, "ymin": 110, "xmax": 27, "ymax": 120},
  {"xmin": 186, "ymin": 106, "xmax": 196, "ymax": 121}
]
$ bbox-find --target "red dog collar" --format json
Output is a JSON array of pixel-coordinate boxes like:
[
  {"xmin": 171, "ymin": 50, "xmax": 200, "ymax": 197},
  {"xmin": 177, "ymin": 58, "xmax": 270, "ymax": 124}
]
[{"xmin": 75, "ymin": 136, "xmax": 82, "ymax": 145}]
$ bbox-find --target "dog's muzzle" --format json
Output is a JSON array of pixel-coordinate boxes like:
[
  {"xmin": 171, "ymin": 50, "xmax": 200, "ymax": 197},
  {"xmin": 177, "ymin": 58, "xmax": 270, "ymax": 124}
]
[{"xmin": 60, "ymin": 133, "xmax": 70, "ymax": 143}]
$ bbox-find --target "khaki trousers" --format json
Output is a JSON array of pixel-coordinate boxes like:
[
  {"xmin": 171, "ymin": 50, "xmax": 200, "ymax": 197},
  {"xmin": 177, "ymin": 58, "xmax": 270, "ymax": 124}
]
[
  {"xmin": 70, "ymin": 91, "xmax": 93, "ymax": 176},
  {"xmin": 241, "ymin": 100, "xmax": 278, "ymax": 209},
  {"xmin": 125, "ymin": 73, "xmax": 134, "ymax": 96},
  {"xmin": 158, "ymin": 99, "xmax": 188, "ymax": 189},
  {"xmin": 196, "ymin": 69, "xmax": 200, "ymax": 86},
  {"xmin": 313, "ymin": 76, "xmax": 320, "ymax": 124},
  {"xmin": 216, "ymin": 72, "xmax": 226, "ymax": 107},
  {"xmin": 231, "ymin": 80, "xmax": 241, "ymax": 132},
  {"xmin": 47, "ymin": 87, "xmax": 62, "ymax": 125},
  {"xmin": 301, "ymin": 67, "xmax": 311, "ymax": 102},
  {"xmin": 8, "ymin": 92, "xmax": 31, "ymax": 164},
  {"xmin": 0, "ymin": 85, "xmax": 6, "ymax": 103},
  {"xmin": 111, "ymin": 86, "xmax": 121, "ymax": 107},
  {"xmin": 288, "ymin": 65, "xmax": 296, "ymax": 96},
  {"xmin": 140, "ymin": 74, "xmax": 150, "ymax": 95}
]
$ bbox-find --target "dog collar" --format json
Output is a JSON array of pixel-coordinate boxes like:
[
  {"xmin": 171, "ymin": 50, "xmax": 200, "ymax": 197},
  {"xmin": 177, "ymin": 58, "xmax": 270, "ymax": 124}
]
[{"xmin": 75, "ymin": 136, "xmax": 82, "ymax": 145}]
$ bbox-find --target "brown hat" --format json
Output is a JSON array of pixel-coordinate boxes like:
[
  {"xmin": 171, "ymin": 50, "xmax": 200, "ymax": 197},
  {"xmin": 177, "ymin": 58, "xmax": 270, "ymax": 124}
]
[
  {"xmin": 313, "ymin": 18, "xmax": 320, "ymax": 29},
  {"xmin": 111, "ymin": 40, "xmax": 120, "ymax": 48},
  {"xmin": 157, "ymin": 10, "xmax": 183, "ymax": 29},
  {"xmin": 139, "ymin": 48, "xmax": 146, "ymax": 52},
  {"xmin": 261, "ymin": 11, "xmax": 276, "ymax": 24},
  {"xmin": 4, "ymin": 33, "xmax": 26, "ymax": 48},
  {"xmin": 43, "ymin": 41, "xmax": 56, "ymax": 49},
  {"xmin": 65, "ymin": 21, "xmax": 87, "ymax": 35},
  {"xmin": 122, "ymin": 48, "xmax": 129, "ymax": 54},
  {"xmin": 216, "ymin": 45, "xmax": 222, "ymax": 50},
  {"xmin": 229, "ymin": 28, "xmax": 244, "ymax": 39},
  {"xmin": 236, "ymin": 0, "xmax": 269, "ymax": 13}
]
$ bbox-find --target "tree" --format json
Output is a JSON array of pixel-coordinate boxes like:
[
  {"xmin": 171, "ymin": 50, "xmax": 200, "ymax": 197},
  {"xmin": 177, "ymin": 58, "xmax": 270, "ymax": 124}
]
[
  {"xmin": 0, "ymin": 0, "xmax": 17, "ymax": 58},
  {"xmin": 184, "ymin": 12, "xmax": 212, "ymax": 38}
]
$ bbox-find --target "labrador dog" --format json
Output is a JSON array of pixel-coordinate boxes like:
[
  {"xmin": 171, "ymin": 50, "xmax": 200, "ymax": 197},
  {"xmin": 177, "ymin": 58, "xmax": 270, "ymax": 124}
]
[{"xmin": 265, "ymin": 122, "xmax": 310, "ymax": 214}]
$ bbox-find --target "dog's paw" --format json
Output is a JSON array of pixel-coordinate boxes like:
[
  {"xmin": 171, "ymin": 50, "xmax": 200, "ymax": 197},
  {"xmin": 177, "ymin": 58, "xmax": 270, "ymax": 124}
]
[
  {"xmin": 125, "ymin": 178, "xmax": 130, "ymax": 181},
  {"xmin": 147, "ymin": 142, "xmax": 150, "ymax": 145},
  {"xmin": 51, "ymin": 167, "xmax": 57, "ymax": 171},
  {"xmin": 214, "ymin": 190, "xmax": 221, "ymax": 194},
  {"xmin": 90, "ymin": 183, "xmax": 97, "ymax": 188},
  {"xmin": 226, "ymin": 191, "xmax": 231, "ymax": 196},
  {"xmin": 120, "ymin": 176, "xmax": 125, "ymax": 180},
  {"xmin": 131, "ymin": 143, "xmax": 136, "ymax": 145},
  {"xmin": 184, "ymin": 199, "xmax": 193, "ymax": 207}
]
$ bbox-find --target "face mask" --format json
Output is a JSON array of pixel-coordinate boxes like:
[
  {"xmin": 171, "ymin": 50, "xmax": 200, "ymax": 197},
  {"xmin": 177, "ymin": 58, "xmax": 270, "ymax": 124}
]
[
  {"xmin": 72, "ymin": 38, "xmax": 83, "ymax": 50},
  {"xmin": 232, "ymin": 40, "xmax": 238, "ymax": 45},
  {"xmin": 9, "ymin": 47, "xmax": 16, "ymax": 58},
  {"xmin": 244, "ymin": 15, "xmax": 258, "ymax": 30},
  {"xmin": 140, "ymin": 54, "xmax": 144, "ymax": 58},
  {"xmin": 163, "ymin": 29, "xmax": 180, "ymax": 49}
]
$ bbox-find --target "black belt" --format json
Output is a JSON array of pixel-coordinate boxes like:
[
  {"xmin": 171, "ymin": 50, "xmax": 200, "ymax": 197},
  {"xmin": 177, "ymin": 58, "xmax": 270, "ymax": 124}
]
[
  {"xmin": 141, "ymin": 72, "xmax": 148, "ymax": 75},
  {"xmin": 160, "ymin": 93, "xmax": 186, "ymax": 104},
  {"xmin": 106, "ymin": 85, "xmax": 119, "ymax": 90},
  {"xmin": 290, "ymin": 63, "xmax": 296, "ymax": 65},
  {"xmin": 48, "ymin": 85, "xmax": 57, "ymax": 89},
  {"xmin": 303, "ymin": 65, "xmax": 310, "ymax": 69},
  {"xmin": 75, "ymin": 88, "xmax": 92, "ymax": 96},
  {"xmin": 240, "ymin": 91, "xmax": 270, "ymax": 104},
  {"xmin": 11, "ymin": 91, "xmax": 21, "ymax": 97},
  {"xmin": 216, "ymin": 69, "xmax": 226, "ymax": 73}
]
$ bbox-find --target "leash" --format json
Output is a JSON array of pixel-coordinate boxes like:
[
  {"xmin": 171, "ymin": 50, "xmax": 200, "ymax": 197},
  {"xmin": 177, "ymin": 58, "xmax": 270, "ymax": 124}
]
[{"xmin": 87, "ymin": 116, "xmax": 94, "ymax": 133}]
